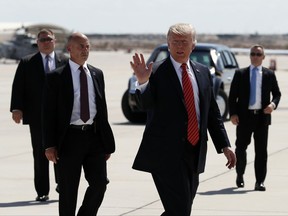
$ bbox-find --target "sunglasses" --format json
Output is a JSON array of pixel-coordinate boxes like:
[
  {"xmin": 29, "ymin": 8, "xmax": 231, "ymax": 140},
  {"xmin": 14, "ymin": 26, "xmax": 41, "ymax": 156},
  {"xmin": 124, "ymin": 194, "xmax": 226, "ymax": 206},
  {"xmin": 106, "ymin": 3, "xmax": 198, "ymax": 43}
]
[
  {"xmin": 38, "ymin": 37, "xmax": 54, "ymax": 43},
  {"xmin": 250, "ymin": 52, "xmax": 263, "ymax": 57}
]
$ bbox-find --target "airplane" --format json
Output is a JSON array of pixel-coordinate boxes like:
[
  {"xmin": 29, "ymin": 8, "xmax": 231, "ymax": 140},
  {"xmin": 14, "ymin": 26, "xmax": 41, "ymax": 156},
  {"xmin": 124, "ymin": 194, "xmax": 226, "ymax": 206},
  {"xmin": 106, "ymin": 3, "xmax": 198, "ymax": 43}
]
[{"xmin": 0, "ymin": 23, "xmax": 71, "ymax": 62}]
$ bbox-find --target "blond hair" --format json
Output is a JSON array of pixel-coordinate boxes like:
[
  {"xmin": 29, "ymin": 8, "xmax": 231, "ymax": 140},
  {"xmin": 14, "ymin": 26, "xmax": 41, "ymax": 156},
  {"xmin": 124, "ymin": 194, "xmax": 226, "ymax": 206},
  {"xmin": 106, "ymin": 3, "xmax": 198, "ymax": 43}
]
[{"xmin": 167, "ymin": 23, "xmax": 196, "ymax": 43}]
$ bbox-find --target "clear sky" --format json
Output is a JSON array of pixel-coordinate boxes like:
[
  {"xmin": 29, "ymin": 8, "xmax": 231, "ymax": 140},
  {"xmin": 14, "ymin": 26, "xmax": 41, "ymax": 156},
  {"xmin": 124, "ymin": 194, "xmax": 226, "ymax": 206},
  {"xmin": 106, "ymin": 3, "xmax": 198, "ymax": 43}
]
[{"xmin": 1, "ymin": 0, "xmax": 287, "ymax": 34}]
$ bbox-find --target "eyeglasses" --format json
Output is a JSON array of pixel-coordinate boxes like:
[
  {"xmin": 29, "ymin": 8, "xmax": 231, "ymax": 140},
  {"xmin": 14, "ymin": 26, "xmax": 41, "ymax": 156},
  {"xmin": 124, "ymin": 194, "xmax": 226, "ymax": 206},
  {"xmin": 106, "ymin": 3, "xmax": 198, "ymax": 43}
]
[
  {"xmin": 250, "ymin": 52, "xmax": 263, "ymax": 57},
  {"xmin": 38, "ymin": 37, "xmax": 54, "ymax": 43}
]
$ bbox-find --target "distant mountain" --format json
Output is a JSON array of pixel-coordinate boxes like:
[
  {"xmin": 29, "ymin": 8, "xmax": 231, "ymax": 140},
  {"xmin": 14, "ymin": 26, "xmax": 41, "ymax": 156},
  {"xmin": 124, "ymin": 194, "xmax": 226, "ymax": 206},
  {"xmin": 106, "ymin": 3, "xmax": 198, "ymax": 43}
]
[{"xmin": 87, "ymin": 33, "xmax": 288, "ymax": 51}]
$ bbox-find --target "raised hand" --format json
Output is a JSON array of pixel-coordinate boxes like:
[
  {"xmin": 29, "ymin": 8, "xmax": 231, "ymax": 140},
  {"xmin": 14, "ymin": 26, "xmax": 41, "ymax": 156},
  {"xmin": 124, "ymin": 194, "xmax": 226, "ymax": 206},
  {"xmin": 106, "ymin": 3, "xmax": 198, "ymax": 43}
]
[{"xmin": 130, "ymin": 53, "xmax": 153, "ymax": 85}]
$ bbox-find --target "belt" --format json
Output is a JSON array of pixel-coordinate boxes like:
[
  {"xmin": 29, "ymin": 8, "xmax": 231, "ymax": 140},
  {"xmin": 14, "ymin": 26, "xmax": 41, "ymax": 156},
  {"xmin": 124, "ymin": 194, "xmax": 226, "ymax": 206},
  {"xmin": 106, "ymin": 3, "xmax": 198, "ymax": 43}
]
[
  {"xmin": 249, "ymin": 109, "xmax": 262, "ymax": 114},
  {"xmin": 69, "ymin": 124, "xmax": 93, "ymax": 131}
]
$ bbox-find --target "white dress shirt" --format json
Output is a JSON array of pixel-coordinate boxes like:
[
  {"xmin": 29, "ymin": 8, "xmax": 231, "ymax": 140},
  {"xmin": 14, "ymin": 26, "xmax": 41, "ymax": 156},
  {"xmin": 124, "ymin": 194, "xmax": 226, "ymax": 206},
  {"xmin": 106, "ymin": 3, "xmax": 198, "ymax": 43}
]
[
  {"xmin": 249, "ymin": 65, "xmax": 262, "ymax": 110},
  {"xmin": 69, "ymin": 60, "xmax": 96, "ymax": 125},
  {"xmin": 40, "ymin": 52, "xmax": 56, "ymax": 72}
]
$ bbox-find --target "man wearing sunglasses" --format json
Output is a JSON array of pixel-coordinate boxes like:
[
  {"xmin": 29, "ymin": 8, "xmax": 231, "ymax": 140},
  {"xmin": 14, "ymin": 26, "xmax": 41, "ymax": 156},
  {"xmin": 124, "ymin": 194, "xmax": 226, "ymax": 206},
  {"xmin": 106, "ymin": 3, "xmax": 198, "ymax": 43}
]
[
  {"xmin": 229, "ymin": 44, "xmax": 281, "ymax": 191},
  {"xmin": 10, "ymin": 29, "xmax": 68, "ymax": 201}
]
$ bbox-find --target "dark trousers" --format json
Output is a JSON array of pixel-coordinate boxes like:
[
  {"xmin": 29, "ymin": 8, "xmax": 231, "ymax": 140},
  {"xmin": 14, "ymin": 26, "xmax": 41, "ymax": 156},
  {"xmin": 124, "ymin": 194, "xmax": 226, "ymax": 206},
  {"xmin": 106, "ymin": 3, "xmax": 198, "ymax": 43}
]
[
  {"xmin": 235, "ymin": 114, "xmax": 269, "ymax": 183},
  {"xmin": 29, "ymin": 124, "xmax": 50, "ymax": 196},
  {"xmin": 58, "ymin": 128, "xmax": 108, "ymax": 216},
  {"xmin": 152, "ymin": 144, "xmax": 199, "ymax": 216}
]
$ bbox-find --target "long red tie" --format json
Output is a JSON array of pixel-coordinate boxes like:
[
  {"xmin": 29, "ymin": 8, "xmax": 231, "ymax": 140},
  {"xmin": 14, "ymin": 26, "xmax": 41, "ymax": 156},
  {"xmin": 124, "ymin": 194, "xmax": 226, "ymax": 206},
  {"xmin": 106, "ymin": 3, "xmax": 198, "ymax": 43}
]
[
  {"xmin": 181, "ymin": 63, "xmax": 199, "ymax": 145},
  {"xmin": 79, "ymin": 66, "xmax": 90, "ymax": 123}
]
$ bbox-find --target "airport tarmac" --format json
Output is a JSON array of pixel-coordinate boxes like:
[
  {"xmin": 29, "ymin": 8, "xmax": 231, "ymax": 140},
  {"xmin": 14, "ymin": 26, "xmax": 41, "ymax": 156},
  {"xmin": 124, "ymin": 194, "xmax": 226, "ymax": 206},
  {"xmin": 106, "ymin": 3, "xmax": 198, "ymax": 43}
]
[{"xmin": 0, "ymin": 51, "xmax": 287, "ymax": 215}]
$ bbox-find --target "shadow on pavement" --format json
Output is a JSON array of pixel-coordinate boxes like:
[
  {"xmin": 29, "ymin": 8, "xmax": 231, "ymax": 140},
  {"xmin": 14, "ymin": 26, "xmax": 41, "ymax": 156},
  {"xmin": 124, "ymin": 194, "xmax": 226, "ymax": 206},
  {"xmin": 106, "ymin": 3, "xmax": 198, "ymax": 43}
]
[
  {"xmin": 198, "ymin": 187, "xmax": 254, "ymax": 195},
  {"xmin": 0, "ymin": 199, "xmax": 58, "ymax": 208}
]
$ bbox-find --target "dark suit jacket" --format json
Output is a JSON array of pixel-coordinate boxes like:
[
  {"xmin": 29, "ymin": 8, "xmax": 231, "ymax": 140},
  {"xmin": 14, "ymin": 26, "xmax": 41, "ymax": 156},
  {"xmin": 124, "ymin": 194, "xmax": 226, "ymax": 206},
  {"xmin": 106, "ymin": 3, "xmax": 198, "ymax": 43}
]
[
  {"xmin": 10, "ymin": 52, "xmax": 68, "ymax": 125},
  {"xmin": 132, "ymin": 57, "xmax": 230, "ymax": 174},
  {"xmin": 229, "ymin": 66, "xmax": 281, "ymax": 125},
  {"xmin": 42, "ymin": 63, "xmax": 115, "ymax": 155}
]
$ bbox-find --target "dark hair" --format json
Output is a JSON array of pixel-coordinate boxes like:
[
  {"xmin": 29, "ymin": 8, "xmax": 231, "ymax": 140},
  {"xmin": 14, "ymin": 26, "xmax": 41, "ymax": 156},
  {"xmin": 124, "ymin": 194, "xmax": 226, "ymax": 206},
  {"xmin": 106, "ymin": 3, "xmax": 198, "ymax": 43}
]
[
  {"xmin": 250, "ymin": 44, "xmax": 265, "ymax": 54},
  {"xmin": 37, "ymin": 29, "xmax": 54, "ymax": 38}
]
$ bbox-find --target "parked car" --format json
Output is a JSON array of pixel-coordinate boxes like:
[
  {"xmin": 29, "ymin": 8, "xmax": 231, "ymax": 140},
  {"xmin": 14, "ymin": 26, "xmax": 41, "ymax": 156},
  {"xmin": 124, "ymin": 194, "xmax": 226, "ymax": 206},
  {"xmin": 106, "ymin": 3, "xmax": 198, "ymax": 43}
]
[{"xmin": 122, "ymin": 43, "xmax": 239, "ymax": 123}]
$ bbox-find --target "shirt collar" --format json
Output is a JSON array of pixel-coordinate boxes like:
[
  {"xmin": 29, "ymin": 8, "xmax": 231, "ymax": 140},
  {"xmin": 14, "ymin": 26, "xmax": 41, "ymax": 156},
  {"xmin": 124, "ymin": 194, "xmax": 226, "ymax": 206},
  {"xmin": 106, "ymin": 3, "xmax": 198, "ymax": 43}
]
[
  {"xmin": 69, "ymin": 59, "xmax": 88, "ymax": 72},
  {"xmin": 250, "ymin": 65, "xmax": 262, "ymax": 71},
  {"xmin": 40, "ymin": 51, "xmax": 55, "ymax": 60},
  {"xmin": 170, "ymin": 55, "xmax": 191, "ymax": 71}
]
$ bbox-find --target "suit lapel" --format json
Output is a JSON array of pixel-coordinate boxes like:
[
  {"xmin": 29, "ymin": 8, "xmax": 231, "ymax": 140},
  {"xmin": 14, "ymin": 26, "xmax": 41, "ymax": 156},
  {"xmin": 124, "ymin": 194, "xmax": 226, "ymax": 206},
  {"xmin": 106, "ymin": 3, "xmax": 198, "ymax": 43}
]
[
  {"xmin": 190, "ymin": 61, "xmax": 206, "ymax": 125},
  {"xmin": 55, "ymin": 53, "xmax": 66, "ymax": 67},
  {"xmin": 244, "ymin": 67, "xmax": 251, "ymax": 100},
  {"xmin": 190, "ymin": 60, "xmax": 202, "ymax": 95},
  {"xmin": 88, "ymin": 65, "xmax": 103, "ymax": 100},
  {"xmin": 165, "ymin": 58, "xmax": 184, "ymax": 99},
  {"xmin": 55, "ymin": 54, "xmax": 62, "ymax": 67},
  {"xmin": 34, "ymin": 52, "xmax": 46, "ymax": 76},
  {"xmin": 163, "ymin": 58, "xmax": 189, "ymax": 114},
  {"xmin": 61, "ymin": 64, "xmax": 74, "ymax": 115},
  {"xmin": 261, "ymin": 68, "xmax": 269, "ymax": 105}
]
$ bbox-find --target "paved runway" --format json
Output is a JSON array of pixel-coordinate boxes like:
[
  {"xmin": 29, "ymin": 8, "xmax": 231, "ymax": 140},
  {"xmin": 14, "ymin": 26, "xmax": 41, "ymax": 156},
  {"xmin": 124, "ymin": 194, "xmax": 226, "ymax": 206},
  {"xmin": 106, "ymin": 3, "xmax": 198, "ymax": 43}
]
[{"xmin": 0, "ymin": 51, "xmax": 287, "ymax": 215}]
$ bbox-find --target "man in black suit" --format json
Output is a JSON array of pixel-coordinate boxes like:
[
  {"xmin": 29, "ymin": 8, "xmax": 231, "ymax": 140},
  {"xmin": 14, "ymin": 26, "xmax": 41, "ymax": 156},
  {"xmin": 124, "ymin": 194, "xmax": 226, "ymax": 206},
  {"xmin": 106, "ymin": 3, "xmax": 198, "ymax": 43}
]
[
  {"xmin": 229, "ymin": 44, "xmax": 281, "ymax": 191},
  {"xmin": 43, "ymin": 32, "xmax": 115, "ymax": 216},
  {"xmin": 10, "ymin": 29, "xmax": 68, "ymax": 201},
  {"xmin": 130, "ymin": 23, "xmax": 236, "ymax": 216}
]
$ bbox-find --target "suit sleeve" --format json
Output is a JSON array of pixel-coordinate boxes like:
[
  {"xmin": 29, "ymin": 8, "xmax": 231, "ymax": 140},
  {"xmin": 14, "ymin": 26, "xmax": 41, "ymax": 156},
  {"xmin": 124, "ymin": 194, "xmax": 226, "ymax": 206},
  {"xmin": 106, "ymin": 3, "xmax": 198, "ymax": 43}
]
[
  {"xmin": 270, "ymin": 71, "xmax": 281, "ymax": 109},
  {"xmin": 93, "ymin": 68, "xmax": 116, "ymax": 154},
  {"xmin": 206, "ymin": 71, "xmax": 231, "ymax": 153},
  {"xmin": 10, "ymin": 59, "xmax": 26, "ymax": 112},
  {"xmin": 228, "ymin": 69, "xmax": 241, "ymax": 116},
  {"xmin": 42, "ymin": 73, "xmax": 59, "ymax": 149}
]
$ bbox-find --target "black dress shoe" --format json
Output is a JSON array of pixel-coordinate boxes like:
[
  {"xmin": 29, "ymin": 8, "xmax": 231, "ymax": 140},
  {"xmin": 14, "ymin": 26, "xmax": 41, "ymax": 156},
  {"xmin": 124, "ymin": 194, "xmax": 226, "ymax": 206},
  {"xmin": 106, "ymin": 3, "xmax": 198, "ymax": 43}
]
[
  {"xmin": 36, "ymin": 195, "xmax": 49, "ymax": 202},
  {"xmin": 255, "ymin": 182, "xmax": 266, "ymax": 191},
  {"xmin": 236, "ymin": 175, "xmax": 244, "ymax": 188}
]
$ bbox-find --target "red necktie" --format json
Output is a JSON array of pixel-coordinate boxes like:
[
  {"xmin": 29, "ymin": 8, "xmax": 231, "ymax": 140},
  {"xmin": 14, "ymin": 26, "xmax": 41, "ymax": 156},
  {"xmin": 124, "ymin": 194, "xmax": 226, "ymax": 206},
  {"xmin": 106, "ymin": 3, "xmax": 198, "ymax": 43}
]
[
  {"xmin": 79, "ymin": 66, "xmax": 90, "ymax": 123},
  {"xmin": 181, "ymin": 63, "xmax": 199, "ymax": 145}
]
